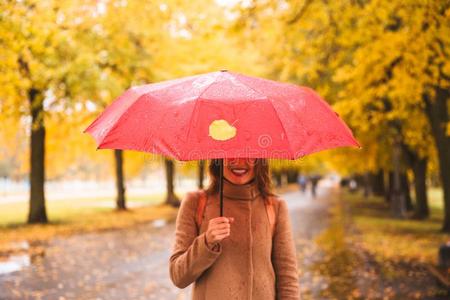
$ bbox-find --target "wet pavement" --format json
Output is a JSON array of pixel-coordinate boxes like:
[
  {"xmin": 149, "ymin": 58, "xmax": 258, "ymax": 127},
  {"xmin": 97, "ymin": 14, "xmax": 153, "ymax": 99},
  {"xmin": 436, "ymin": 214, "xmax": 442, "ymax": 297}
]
[{"xmin": 0, "ymin": 218, "xmax": 189, "ymax": 300}]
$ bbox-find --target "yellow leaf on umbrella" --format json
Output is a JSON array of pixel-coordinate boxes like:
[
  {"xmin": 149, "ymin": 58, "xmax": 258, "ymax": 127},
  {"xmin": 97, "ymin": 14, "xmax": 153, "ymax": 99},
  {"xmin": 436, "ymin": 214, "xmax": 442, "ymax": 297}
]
[{"xmin": 208, "ymin": 119, "xmax": 236, "ymax": 141}]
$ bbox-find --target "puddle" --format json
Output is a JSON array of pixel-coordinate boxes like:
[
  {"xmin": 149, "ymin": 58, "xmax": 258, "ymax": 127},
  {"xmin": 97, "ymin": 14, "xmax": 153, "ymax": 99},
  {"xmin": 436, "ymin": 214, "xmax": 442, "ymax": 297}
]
[
  {"xmin": 0, "ymin": 254, "xmax": 30, "ymax": 275},
  {"xmin": 152, "ymin": 219, "xmax": 167, "ymax": 228},
  {"xmin": 0, "ymin": 240, "xmax": 45, "ymax": 276}
]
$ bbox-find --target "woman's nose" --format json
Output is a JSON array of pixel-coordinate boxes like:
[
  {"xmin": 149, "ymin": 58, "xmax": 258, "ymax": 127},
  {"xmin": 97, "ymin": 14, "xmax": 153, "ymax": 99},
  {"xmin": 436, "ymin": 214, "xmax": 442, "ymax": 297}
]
[{"xmin": 226, "ymin": 157, "xmax": 245, "ymax": 166}]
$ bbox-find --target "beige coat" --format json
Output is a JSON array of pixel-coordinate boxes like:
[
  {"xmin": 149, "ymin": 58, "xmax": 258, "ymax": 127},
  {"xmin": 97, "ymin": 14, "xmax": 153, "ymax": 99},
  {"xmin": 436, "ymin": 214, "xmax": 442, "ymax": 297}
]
[{"xmin": 169, "ymin": 179, "xmax": 301, "ymax": 299}]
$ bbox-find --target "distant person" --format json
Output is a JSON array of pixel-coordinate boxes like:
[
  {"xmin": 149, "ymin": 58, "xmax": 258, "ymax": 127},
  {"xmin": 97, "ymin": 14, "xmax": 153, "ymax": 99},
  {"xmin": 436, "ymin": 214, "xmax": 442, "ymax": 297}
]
[
  {"xmin": 310, "ymin": 175, "xmax": 321, "ymax": 198},
  {"xmin": 297, "ymin": 174, "xmax": 307, "ymax": 193},
  {"xmin": 349, "ymin": 179, "xmax": 358, "ymax": 193}
]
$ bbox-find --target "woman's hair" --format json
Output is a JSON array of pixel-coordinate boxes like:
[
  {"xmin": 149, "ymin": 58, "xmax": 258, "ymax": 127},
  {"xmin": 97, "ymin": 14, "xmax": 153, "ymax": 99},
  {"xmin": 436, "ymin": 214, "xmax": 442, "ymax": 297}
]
[{"xmin": 205, "ymin": 158, "xmax": 276, "ymax": 199}]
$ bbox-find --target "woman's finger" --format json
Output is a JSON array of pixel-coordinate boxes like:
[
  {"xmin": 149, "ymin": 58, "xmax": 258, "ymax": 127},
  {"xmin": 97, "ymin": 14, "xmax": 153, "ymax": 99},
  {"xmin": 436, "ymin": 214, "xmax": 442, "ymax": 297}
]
[
  {"xmin": 214, "ymin": 223, "xmax": 230, "ymax": 230},
  {"xmin": 214, "ymin": 233, "xmax": 231, "ymax": 241},
  {"xmin": 212, "ymin": 217, "xmax": 230, "ymax": 225},
  {"xmin": 213, "ymin": 228, "xmax": 230, "ymax": 236}
]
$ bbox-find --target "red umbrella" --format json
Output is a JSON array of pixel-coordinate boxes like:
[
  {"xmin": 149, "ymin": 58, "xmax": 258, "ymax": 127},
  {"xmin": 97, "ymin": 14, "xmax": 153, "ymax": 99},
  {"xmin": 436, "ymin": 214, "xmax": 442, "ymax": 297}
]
[{"xmin": 84, "ymin": 70, "xmax": 361, "ymax": 214}]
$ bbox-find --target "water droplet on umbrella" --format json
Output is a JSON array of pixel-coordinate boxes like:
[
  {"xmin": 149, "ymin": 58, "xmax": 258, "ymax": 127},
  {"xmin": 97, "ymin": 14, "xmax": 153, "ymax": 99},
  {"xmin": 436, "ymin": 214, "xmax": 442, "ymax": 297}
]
[{"xmin": 244, "ymin": 130, "xmax": 251, "ymax": 141}]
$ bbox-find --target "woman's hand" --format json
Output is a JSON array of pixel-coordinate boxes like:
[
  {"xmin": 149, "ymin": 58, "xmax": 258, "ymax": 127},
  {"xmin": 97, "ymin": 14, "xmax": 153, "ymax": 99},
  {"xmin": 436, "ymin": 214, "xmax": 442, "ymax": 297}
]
[{"xmin": 205, "ymin": 216, "xmax": 234, "ymax": 246}]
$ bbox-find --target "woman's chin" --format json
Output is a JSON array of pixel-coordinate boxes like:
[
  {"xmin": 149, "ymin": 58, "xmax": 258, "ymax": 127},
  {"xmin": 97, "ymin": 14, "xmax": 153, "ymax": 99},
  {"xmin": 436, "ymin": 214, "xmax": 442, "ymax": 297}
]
[{"xmin": 225, "ymin": 174, "xmax": 254, "ymax": 185}]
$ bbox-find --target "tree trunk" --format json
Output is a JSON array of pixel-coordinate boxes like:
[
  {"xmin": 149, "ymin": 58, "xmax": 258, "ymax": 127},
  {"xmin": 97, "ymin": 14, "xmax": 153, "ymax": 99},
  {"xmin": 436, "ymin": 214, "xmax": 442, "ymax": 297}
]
[
  {"xmin": 285, "ymin": 169, "xmax": 299, "ymax": 184},
  {"xmin": 363, "ymin": 172, "xmax": 372, "ymax": 199},
  {"xmin": 390, "ymin": 136, "xmax": 406, "ymax": 218},
  {"xmin": 424, "ymin": 87, "xmax": 450, "ymax": 232},
  {"xmin": 165, "ymin": 158, "xmax": 180, "ymax": 207},
  {"xmin": 114, "ymin": 149, "xmax": 126, "ymax": 210},
  {"xmin": 372, "ymin": 170, "xmax": 385, "ymax": 197},
  {"xmin": 385, "ymin": 171, "xmax": 393, "ymax": 203},
  {"xmin": 401, "ymin": 141, "xmax": 429, "ymax": 219},
  {"xmin": 198, "ymin": 160, "xmax": 205, "ymax": 189},
  {"xmin": 27, "ymin": 88, "xmax": 48, "ymax": 224},
  {"xmin": 354, "ymin": 173, "xmax": 366, "ymax": 192},
  {"xmin": 401, "ymin": 172, "xmax": 413, "ymax": 212},
  {"xmin": 413, "ymin": 157, "xmax": 429, "ymax": 219}
]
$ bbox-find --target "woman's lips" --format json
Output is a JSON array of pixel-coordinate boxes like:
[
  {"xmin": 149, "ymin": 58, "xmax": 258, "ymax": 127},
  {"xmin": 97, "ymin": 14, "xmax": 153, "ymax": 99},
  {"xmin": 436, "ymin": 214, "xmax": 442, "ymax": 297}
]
[{"xmin": 229, "ymin": 167, "xmax": 249, "ymax": 177}]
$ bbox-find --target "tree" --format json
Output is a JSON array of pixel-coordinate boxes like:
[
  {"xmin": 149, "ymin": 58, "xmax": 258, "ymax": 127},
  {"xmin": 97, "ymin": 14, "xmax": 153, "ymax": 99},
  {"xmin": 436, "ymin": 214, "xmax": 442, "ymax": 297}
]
[
  {"xmin": 0, "ymin": 1, "xmax": 100, "ymax": 223},
  {"xmin": 331, "ymin": 0, "xmax": 450, "ymax": 230}
]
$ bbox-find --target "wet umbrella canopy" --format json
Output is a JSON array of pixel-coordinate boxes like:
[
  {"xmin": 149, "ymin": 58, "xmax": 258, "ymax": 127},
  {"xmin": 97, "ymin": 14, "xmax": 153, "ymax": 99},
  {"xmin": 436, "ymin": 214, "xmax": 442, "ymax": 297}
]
[{"xmin": 84, "ymin": 70, "xmax": 361, "ymax": 215}]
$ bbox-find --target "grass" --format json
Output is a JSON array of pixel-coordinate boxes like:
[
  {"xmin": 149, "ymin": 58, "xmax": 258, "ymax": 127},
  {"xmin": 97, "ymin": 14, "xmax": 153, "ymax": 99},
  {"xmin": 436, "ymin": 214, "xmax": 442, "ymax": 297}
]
[
  {"xmin": 0, "ymin": 194, "xmax": 165, "ymax": 228},
  {"xmin": 0, "ymin": 193, "xmax": 179, "ymax": 253},
  {"xmin": 343, "ymin": 188, "xmax": 449, "ymax": 265}
]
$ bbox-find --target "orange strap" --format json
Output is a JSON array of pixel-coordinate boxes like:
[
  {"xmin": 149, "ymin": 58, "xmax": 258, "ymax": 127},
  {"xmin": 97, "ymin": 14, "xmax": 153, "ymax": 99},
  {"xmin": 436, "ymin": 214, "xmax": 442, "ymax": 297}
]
[
  {"xmin": 196, "ymin": 189, "xmax": 207, "ymax": 231},
  {"xmin": 195, "ymin": 190, "xmax": 276, "ymax": 237}
]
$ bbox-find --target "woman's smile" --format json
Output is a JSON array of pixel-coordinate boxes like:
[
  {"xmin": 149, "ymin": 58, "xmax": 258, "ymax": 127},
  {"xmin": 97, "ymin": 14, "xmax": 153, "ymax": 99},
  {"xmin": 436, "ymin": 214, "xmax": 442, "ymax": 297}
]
[
  {"xmin": 229, "ymin": 166, "xmax": 249, "ymax": 177},
  {"xmin": 223, "ymin": 158, "xmax": 255, "ymax": 184}
]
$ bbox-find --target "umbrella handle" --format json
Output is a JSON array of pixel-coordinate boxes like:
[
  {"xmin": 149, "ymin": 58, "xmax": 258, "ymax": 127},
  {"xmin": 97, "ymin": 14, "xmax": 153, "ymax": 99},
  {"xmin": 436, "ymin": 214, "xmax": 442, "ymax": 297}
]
[{"xmin": 219, "ymin": 158, "xmax": 224, "ymax": 217}]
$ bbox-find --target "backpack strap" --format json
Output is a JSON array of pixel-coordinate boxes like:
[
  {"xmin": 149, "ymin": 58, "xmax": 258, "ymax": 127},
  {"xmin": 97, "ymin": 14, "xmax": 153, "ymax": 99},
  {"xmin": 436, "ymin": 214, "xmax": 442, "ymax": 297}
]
[
  {"xmin": 195, "ymin": 189, "xmax": 207, "ymax": 232},
  {"xmin": 264, "ymin": 196, "xmax": 276, "ymax": 237}
]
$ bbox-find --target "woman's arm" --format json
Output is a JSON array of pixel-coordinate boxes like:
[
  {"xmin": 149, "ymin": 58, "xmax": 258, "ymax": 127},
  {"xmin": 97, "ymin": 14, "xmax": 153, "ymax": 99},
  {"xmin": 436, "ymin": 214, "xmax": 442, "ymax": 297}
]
[
  {"xmin": 169, "ymin": 191, "xmax": 222, "ymax": 289},
  {"xmin": 271, "ymin": 199, "xmax": 301, "ymax": 299}
]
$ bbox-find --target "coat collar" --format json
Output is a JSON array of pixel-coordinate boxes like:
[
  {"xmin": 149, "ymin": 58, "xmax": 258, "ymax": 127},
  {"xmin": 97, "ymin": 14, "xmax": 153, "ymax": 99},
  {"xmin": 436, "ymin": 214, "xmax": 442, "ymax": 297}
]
[{"xmin": 222, "ymin": 177, "xmax": 261, "ymax": 200}]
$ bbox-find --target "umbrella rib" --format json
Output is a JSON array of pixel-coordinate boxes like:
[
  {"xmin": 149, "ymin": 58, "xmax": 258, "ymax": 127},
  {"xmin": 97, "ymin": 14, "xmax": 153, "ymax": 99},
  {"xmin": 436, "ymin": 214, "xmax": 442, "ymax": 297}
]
[
  {"xmin": 231, "ymin": 73, "xmax": 267, "ymax": 100},
  {"xmin": 97, "ymin": 92, "xmax": 167, "ymax": 150},
  {"xmin": 266, "ymin": 98, "xmax": 295, "ymax": 159},
  {"xmin": 96, "ymin": 91, "xmax": 148, "ymax": 148},
  {"xmin": 233, "ymin": 75, "xmax": 295, "ymax": 159},
  {"xmin": 185, "ymin": 74, "xmax": 220, "ymax": 145}
]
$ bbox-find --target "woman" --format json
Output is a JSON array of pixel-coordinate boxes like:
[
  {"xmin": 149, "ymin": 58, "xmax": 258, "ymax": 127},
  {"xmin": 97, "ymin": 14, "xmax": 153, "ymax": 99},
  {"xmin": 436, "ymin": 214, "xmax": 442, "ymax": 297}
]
[{"xmin": 169, "ymin": 158, "xmax": 301, "ymax": 299}]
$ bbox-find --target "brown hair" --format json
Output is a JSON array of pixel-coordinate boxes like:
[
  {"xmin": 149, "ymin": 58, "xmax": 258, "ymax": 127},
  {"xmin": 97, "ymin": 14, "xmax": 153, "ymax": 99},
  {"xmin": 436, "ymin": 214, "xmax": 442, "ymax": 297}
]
[{"xmin": 205, "ymin": 158, "xmax": 276, "ymax": 199}]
